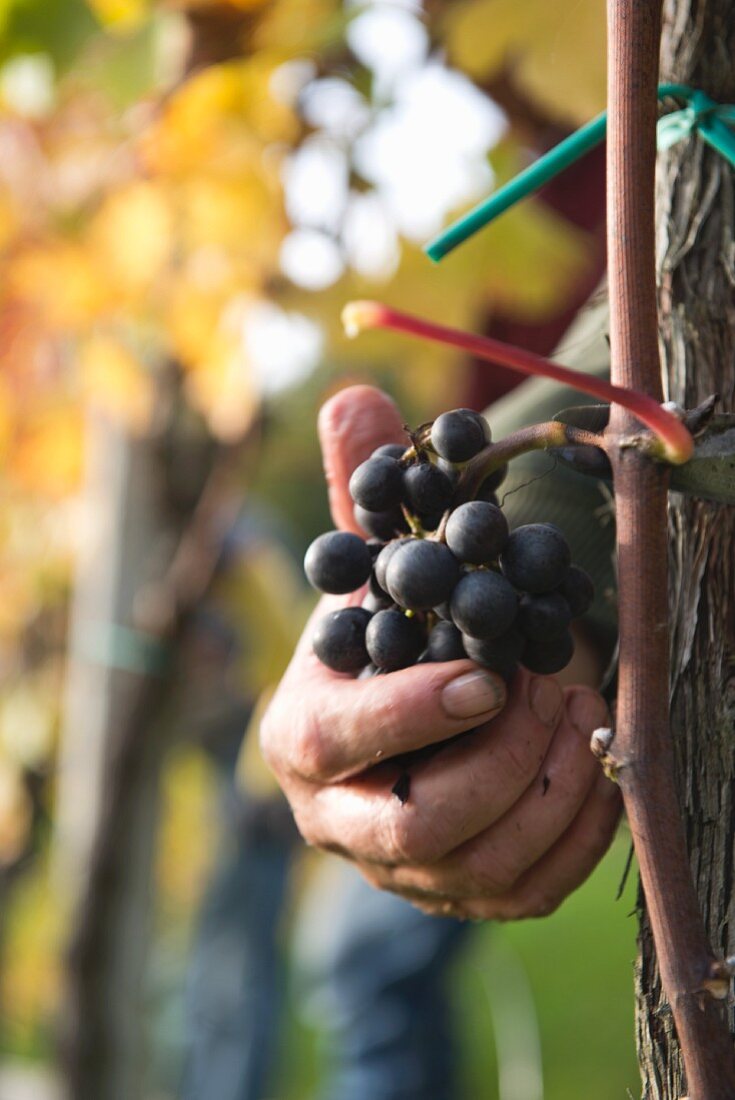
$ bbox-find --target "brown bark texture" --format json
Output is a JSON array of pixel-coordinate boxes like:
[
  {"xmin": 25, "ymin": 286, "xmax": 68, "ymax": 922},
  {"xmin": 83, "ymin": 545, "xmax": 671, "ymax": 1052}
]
[{"xmin": 637, "ymin": 1, "xmax": 735, "ymax": 1096}]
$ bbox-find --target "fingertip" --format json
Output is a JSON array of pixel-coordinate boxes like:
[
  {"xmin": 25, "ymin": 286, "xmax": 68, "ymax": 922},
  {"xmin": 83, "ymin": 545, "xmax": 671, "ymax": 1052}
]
[{"xmin": 317, "ymin": 384, "xmax": 404, "ymax": 455}]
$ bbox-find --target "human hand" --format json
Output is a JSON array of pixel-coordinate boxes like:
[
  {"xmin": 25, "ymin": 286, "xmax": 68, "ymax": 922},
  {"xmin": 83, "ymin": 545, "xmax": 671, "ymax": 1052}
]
[{"xmin": 260, "ymin": 385, "xmax": 621, "ymax": 920}]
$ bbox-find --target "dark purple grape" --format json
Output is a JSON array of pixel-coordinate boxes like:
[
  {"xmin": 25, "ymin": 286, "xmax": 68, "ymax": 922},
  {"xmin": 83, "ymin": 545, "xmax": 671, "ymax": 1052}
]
[
  {"xmin": 500, "ymin": 524, "xmax": 571, "ymax": 594},
  {"xmin": 431, "ymin": 409, "xmax": 491, "ymax": 462},
  {"xmin": 349, "ymin": 455, "xmax": 404, "ymax": 512},
  {"xmin": 386, "ymin": 539, "xmax": 460, "ymax": 610},
  {"xmin": 354, "ymin": 504, "xmax": 408, "ymax": 541},
  {"xmin": 366, "ymin": 609, "xmax": 425, "ymax": 671},
  {"xmin": 424, "ymin": 621, "xmax": 466, "ymax": 662},
  {"xmin": 372, "ymin": 443, "xmax": 407, "ymax": 460},
  {"xmin": 559, "ymin": 565, "xmax": 595, "ymax": 617},
  {"xmin": 433, "ymin": 600, "xmax": 453, "ymax": 621},
  {"xmin": 521, "ymin": 629, "xmax": 575, "ymax": 674},
  {"xmin": 403, "ymin": 462, "xmax": 454, "ymax": 515},
  {"xmin": 312, "ymin": 607, "xmax": 372, "ymax": 672},
  {"xmin": 304, "ymin": 531, "xmax": 373, "ymax": 594},
  {"xmin": 462, "ymin": 626, "xmax": 523, "ymax": 682},
  {"xmin": 363, "ymin": 574, "xmax": 395, "ymax": 613},
  {"xmin": 374, "ymin": 536, "xmax": 414, "ymax": 592},
  {"xmin": 445, "ymin": 501, "xmax": 509, "ymax": 564},
  {"xmin": 540, "ymin": 522, "xmax": 566, "ymax": 539},
  {"xmin": 518, "ymin": 591, "xmax": 572, "ymax": 642},
  {"xmin": 362, "ymin": 590, "xmax": 393, "ymax": 614},
  {"xmin": 450, "ymin": 569, "xmax": 518, "ymax": 639},
  {"xmin": 436, "ymin": 458, "xmax": 460, "ymax": 485}
]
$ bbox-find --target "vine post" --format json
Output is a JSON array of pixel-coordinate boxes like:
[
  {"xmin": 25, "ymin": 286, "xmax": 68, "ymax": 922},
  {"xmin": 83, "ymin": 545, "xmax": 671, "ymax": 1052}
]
[{"xmin": 605, "ymin": 1, "xmax": 735, "ymax": 1095}]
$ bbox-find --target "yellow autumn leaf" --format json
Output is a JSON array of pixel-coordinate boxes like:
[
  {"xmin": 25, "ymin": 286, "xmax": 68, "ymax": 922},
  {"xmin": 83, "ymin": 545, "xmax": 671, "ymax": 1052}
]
[
  {"xmin": 10, "ymin": 243, "xmax": 110, "ymax": 331},
  {"xmin": 218, "ymin": 539, "xmax": 308, "ymax": 693},
  {"xmin": 464, "ymin": 203, "xmax": 594, "ymax": 321},
  {"xmin": 142, "ymin": 58, "xmax": 297, "ymax": 177},
  {"xmin": 167, "ymin": 282, "xmax": 226, "ymax": 368},
  {"xmin": 183, "ymin": 335, "xmax": 260, "ymax": 441},
  {"xmin": 87, "ymin": 0, "xmax": 150, "ymax": 31},
  {"xmin": 0, "ymin": 187, "xmax": 18, "ymax": 252},
  {"xmin": 1, "ymin": 867, "xmax": 63, "ymax": 1049},
  {"xmin": 443, "ymin": 0, "xmax": 606, "ymax": 124},
  {"xmin": 0, "ymin": 376, "xmax": 15, "ymax": 464},
  {"xmin": 178, "ymin": 172, "xmax": 285, "ymax": 268},
  {"xmin": 11, "ymin": 406, "xmax": 84, "ymax": 499},
  {"xmin": 166, "ymin": 259, "xmax": 258, "ymax": 367},
  {"xmin": 254, "ymin": 0, "xmax": 345, "ymax": 55},
  {"xmin": 156, "ymin": 749, "xmax": 217, "ymax": 911},
  {"xmin": 88, "ymin": 181, "xmax": 172, "ymax": 300},
  {"xmin": 79, "ymin": 334, "xmax": 155, "ymax": 432}
]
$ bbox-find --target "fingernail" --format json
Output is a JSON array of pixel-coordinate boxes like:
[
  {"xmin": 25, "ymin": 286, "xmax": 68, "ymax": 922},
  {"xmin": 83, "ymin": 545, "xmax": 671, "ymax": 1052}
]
[
  {"xmin": 528, "ymin": 676, "xmax": 563, "ymax": 726},
  {"xmin": 442, "ymin": 670, "xmax": 506, "ymax": 719},
  {"xmin": 566, "ymin": 688, "xmax": 610, "ymax": 738}
]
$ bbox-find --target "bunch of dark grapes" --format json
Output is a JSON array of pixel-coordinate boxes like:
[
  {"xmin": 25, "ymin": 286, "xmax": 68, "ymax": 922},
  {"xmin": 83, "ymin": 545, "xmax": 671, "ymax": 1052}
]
[{"xmin": 305, "ymin": 408, "xmax": 594, "ymax": 684}]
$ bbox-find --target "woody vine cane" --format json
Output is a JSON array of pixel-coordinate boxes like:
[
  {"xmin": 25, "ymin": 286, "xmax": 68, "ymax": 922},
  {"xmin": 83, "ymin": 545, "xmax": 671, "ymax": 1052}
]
[{"xmin": 603, "ymin": 2, "xmax": 734, "ymax": 1095}]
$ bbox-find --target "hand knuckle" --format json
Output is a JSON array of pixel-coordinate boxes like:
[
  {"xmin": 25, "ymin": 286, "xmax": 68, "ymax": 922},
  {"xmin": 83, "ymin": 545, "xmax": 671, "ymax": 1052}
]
[
  {"xmin": 258, "ymin": 705, "xmax": 279, "ymax": 771},
  {"xmin": 290, "ymin": 710, "xmax": 334, "ymax": 781},
  {"xmin": 380, "ymin": 807, "xmax": 416, "ymax": 865},
  {"xmin": 377, "ymin": 803, "xmax": 431, "ymax": 865}
]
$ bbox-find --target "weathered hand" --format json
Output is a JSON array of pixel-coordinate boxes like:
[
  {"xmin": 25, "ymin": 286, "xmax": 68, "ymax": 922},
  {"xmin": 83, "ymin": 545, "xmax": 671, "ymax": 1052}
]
[{"xmin": 260, "ymin": 386, "xmax": 621, "ymax": 920}]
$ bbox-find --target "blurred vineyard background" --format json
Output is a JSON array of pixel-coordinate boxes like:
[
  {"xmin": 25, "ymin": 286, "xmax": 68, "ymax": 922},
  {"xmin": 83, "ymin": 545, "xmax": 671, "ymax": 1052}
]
[{"xmin": 0, "ymin": 0, "xmax": 640, "ymax": 1096}]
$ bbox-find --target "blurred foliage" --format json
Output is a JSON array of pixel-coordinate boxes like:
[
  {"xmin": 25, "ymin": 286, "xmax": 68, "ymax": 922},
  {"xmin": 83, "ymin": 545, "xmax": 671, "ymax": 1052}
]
[
  {"xmin": 442, "ymin": 0, "xmax": 607, "ymax": 122},
  {"xmin": 0, "ymin": 0, "xmax": 615, "ymax": 1089}
]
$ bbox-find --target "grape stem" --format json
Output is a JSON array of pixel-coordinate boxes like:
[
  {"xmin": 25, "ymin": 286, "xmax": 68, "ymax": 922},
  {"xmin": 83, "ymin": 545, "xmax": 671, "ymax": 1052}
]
[
  {"xmin": 456, "ymin": 422, "xmax": 603, "ymax": 503},
  {"xmin": 342, "ymin": 301, "xmax": 694, "ymax": 465}
]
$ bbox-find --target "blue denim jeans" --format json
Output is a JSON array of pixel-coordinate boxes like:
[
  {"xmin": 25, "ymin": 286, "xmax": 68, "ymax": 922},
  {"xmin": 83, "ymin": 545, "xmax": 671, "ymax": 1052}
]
[
  {"xmin": 302, "ymin": 865, "xmax": 471, "ymax": 1100},
  {"xmin": 181, "ymin": 826, "xmax": 294, "ymax": 1100},
  {"xmin": 182, "ymin": 799, "xmax": 469, "ymax": 1100}
]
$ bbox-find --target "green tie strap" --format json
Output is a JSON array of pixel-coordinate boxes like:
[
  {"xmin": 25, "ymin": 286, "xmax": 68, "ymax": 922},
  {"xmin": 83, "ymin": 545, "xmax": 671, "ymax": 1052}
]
[{"xmin": 425, "ymin": 84, "xmax": 735, "ymax": 263}]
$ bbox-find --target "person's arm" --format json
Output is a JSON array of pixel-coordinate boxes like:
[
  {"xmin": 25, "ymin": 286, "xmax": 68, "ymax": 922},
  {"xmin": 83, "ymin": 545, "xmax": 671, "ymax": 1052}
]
[{"xmin": 260, "ymin": 385, "xmax": 620, "ymax": 920}]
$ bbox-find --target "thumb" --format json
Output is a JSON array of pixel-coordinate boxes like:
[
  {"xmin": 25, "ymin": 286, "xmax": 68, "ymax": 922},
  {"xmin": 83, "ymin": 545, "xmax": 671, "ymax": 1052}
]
[{"xmin": 318, "ymin": 385, "xmax": 405, "ymax": 533}]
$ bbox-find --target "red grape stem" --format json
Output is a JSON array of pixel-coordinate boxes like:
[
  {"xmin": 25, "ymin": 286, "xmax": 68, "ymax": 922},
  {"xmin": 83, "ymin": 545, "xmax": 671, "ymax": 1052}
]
[{"xmin": 342, "ymin": 301, "xmax": 694, "ymax": 466}]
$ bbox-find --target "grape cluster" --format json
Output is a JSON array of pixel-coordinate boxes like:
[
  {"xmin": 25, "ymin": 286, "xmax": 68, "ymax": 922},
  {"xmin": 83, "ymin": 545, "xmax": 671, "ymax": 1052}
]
[{"xmin": 305, "ymin": 408, "xmax": 594, "ymax": 683}]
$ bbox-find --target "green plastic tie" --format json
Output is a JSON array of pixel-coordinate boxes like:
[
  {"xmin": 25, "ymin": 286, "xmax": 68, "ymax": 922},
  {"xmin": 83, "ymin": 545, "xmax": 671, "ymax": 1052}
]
[
  {"xmin": 78, "ymin": 619, "xmax": 170, "ymax": 676},
  {"xmin": 657, "ymin": 89, "xmax": 735, "ymax": 163},
  {"xmin": 425, "ymin": 84, "xmax": 735, "ymax": 263}
]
